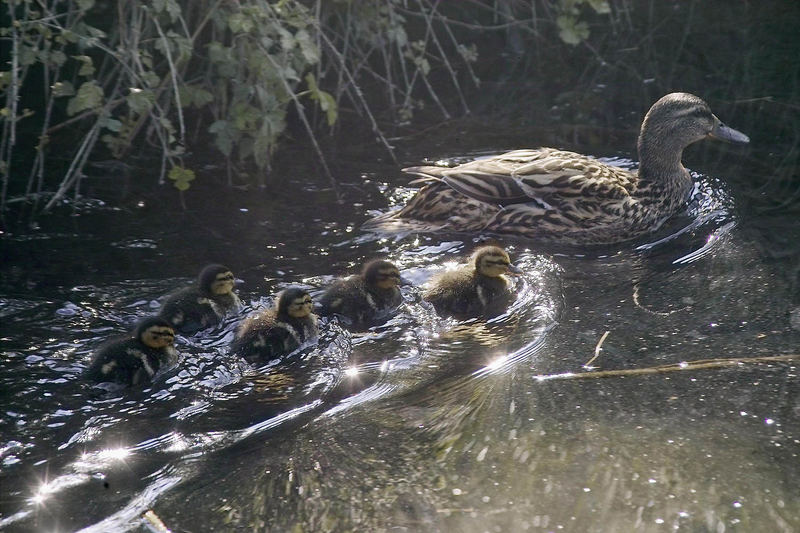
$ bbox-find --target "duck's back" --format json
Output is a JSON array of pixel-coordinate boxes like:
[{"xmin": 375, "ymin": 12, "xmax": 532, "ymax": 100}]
[
  {"xmin": 318, "ymin": 276, "xmax": 367, "ymax": 317},
  {"xmin": 232, "ymin": 310, "xmax": 317, "ymax": 364},
  {"xmin": 86, "ymin": 338, "xmax": 164, "ymax": 385},
  {"xmin": 424, "ymin": 268, "xmax": 513, "ymax": 319},
  {"xmin": 160, "ymin": 287, "xmax": 240, "ymax": 333},
  {"xmin": 319, "ymin": 276, "xmax": 401, "ymax": 326}
]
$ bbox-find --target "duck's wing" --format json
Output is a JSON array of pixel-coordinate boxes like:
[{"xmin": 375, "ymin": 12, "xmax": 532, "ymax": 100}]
[
  {"xmin": 404, "ymin": 149, "xmax": 545, "ymax": 204},
  {"xmin": 512, "ymin": 150, "xmax": 636, "ymax": 200},
  {"xmin": 404, "ymin": 149, "xmax": 636, "ymax": 206}
]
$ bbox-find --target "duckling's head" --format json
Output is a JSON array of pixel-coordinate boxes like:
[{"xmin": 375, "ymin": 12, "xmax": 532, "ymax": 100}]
[
  {"xmin": 471, "ymin": 246, "xmax": 520, "ymax": 278},
  {"xmin": 135, "ymin": 317, "xmax": 176, "ymax": 349},
  {"xmin": 198, "ymin": 264, "xmax": 236, "ymax": 296},
  {"xmin": 639, "ymin": 93, "xmax": 749, "ymax": 155},
  {"xmin": 363, "ymin": 259, "xmax": 403, "ymax": 290},
  {"xmin": 278, "ymin": 288, "xmax": 314, "ymax": 319}
]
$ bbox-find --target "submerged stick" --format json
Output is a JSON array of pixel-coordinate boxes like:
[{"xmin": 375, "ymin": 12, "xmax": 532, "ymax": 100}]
[
  {"xmin": 583, "ymin": 330, "xmax": 610, "ymax": 368},
  {"xmin": 535, "ymin": 354, "xmax": 800, "ymax": 382}
]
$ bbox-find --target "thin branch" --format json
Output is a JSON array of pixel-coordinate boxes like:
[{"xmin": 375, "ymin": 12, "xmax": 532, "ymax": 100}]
[
  {"xmin": 535, "ymin": 354, "xmax": 800, "ymax": 382},
  {"xmin": 151, "ymin": 15, "xmax": 186, "ymax": 144},
  {"xmin": 260, "ymin": 47, "xmax": 342, "ymax": 201},
  {"xmin": 43, "ymin": 119, "xmax": 101, "ymax": 211},
  {"xmin": 418, "ymin": 0, "xmax": 470, "ymax": 114},
  {"xmin": 318, "ymin": 29, "xmax": 398, "ymax": 164}
]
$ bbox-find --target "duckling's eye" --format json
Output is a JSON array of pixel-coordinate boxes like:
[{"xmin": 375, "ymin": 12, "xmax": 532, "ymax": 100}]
[{"xmin": 217, "ymin": 273, "xmax": 234, "ymax": 281}]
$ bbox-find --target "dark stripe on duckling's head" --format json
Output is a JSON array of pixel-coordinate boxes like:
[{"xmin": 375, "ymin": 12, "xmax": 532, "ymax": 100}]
[
  {"xmin": 198, "ymin": 264, "xmax": 236, "ymax": 296},
  {"xmin": 471, "ymin": 245, "xmax": 519, "ymax": 278},
  {"xmin": 363, "ymin": 259, "xmax": 403, "ymax": 289},
  {"xmin": 278, "ymin": 287, "xmax": 314, "ymax": 319},
  {"xmin": 134, "ymin": 316, "xmax": 175, "ymax": 349}
]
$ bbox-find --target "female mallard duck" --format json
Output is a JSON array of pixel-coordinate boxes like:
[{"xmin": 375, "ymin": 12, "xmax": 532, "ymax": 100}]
[
  {"xmin": 86, "ymin": 317, "xmax": 177, "ymax": 386},
  {"xmin": 231, "ymin": 287, "xmax": 318, "ymax": 364},
  {"xmin": 424, "ymin": 245, "xmax": 521, "ymax": 319},
  {"xmin": 318, "ymin": 259, "xmax": 407, "ymax": 328},
  {"xmin": 363, "ymin": 93, "xmax": 749, "ymax": 245},
  {"xmin": 159, "ymin": 264, "xmax": 241, "ymax": 334}
]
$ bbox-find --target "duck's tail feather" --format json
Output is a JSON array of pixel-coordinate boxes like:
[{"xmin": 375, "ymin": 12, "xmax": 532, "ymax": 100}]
[{"xmin": 360, "ymin": 210, "xmax": 449, "ymax": 235}]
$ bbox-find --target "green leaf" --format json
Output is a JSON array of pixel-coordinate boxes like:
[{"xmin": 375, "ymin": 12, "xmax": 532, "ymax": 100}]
[
  {"xmin": 278, "ymin": 27, "xmax": 295, "ymax": 52},
  {"xmin": 127, "ymin": 88, "xmax": 155, "ymax": 114},
  {"xmin": 179, "ymin": 85, "xmax": 214, "ymax": 108},
  {"xmin": 556, "ymin": 15, "xmax": 590, "ymax": 45},
  {"xmin": 49, "ymin": 50, "xmax": 67, "ymax": 67},
  {"xmin": 66, "ymin": 81, "xmax": 103, "ymax": 116},
  {"xmin": 143, "ymin": 70, "xmax": 161, "ymax": 88},
  {"xmin": 387, "ymin": 25, "xmax": 408, "ymax": 48},
  {"xmin": 294, "ymin": 29, "xmax": 319, "ymax": 64},
  {"xmin": 457, "ymin": 43, "xmax": 478, "ymax": 63},
  {"xmin": 99, "ymin": 117, "xmax": 122, "ymax": 132},
  {"xmin": 73, "ymin": 55, "xmax": 95, "ymax": 76},
  {"xmin": 587, "ymin": 0, "xmax": 611, "ymax": 14},
  {"xmin": 151, "ymin": 0, "xmax": 179, "ymax": 20},
  {"xmin": 168, "ymin": 166, "xmax": 195, "ymax": 191},
  {"xmin": 305, "ymin": 73, "xmax": 337, "ymax": 126},
  {"xmin": 209, "ymin": 120, "xmax": 234, "ymax": 157},
  {"xmin": 51, "ymin": 81, "xmax": 75, "ymax": 98},
  {"xmin": 18, "ymin": 45, "xmax": 38, "ymax": 67}
]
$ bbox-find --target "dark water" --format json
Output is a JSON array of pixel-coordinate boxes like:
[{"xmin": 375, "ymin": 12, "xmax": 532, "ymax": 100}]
[{"xmin": 2, "ymin": 111, "xmax": 800, "ymax": 532}]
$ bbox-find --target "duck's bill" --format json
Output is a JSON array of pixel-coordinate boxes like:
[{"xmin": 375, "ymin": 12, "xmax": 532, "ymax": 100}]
[
  {"xmin": 710, "ymin": 116, "xmax": 750, "ymax": 144},
  {"xmin": 507, "ymin": 264, "xmax": 523, "ymax": 274}
]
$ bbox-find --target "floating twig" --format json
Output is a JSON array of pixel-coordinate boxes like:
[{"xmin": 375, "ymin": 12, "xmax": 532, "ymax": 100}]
[
  {"xmin": 536, "ymin": 354, "xmax": 800, "ymax": 382},
  {"xmin": 583, "ymin": 330, "xmax": 610, "ymax": 369}
]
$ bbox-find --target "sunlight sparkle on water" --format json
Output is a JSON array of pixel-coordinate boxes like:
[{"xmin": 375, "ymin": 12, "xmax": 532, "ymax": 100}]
[
  {"xmin": 345, "ymin": 366, "xmax": 359, "ymax": 378},
  {"xmin": 97, "ymin": 447, "xmax": 131, "ymax": 461},
  {"xmin": 486, "ymin": 355, "xmax": 508, "ymax": 371}
]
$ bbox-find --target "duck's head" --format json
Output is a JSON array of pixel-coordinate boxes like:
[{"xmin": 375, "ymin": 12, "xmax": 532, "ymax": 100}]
[
  {"xmin": 363, "ymin": 259, "xmax": 406, "ymax": 290},
  {"xmin": 198, "ymin": 264, "xmax": 236, "ymax": 296},
  {"xmin": 639, "ymin": 93, "xmax": 749, "ymax": 161},
  {"xmin": 135, "ymin": 317, "xmax": 176, "ymax": 349},
  {"xmin": 471, "ymin": 246, "xmax": 521, "ymax": 278},
  {"xmin": 278, "ymin": 288, "xmax": 314, "ymax": 319}
]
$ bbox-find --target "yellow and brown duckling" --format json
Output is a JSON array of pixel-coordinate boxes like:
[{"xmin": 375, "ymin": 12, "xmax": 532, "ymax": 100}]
[
  {"xmin": 159, "ymin": 264, "xmax": 241, "ymax": 334},
  {"xmin": 363, "ymin": 93, "xmax": 749, "ymax": 245},
  {"xmin": 86, "ymin": 317, "xmax": 177, "ymax": 386},
  {"xmin": 318, "ymin": 259, "xmax": 407, "ymax": 328},
  {"xmin": 424, "ymin": 245, "xmax": 521, "ymax": 319},
  {"xmin": 231, "ymin": 287, "xmax": 318, "ymax": 364}
]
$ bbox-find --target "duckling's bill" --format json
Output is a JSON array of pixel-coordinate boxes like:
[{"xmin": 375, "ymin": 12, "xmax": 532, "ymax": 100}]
[{"xmin": 507, "ymin": 263, "xmax": 523, "ymax": 275}]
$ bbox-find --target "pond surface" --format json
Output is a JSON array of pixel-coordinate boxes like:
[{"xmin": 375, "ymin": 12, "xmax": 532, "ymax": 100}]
[{"xmin": 1, "ymin": 110, "xmax": 800, "ymax": 532}]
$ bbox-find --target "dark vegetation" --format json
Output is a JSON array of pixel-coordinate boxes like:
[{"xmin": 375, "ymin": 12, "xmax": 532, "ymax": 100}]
[{"xmin": 1, "ymin": 0, "xmax": 798, "ymax": 219}]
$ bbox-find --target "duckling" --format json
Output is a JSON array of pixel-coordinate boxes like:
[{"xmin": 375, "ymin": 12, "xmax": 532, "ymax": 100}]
[
  {"xmin": 231, "ymin": 287, "xmax": 318, "ymax": 364},
  {"xmin": 86, "ymin": 317, "xmax": 177, "ymax": 386},
  {"xmin": 363, "ymin": 93, "xmax": 749, "ymax": 245},
  {"xmin": 318, "ymin": 259, "xmax": 406, "ymax": 328},
  {"xmin": 159, "ymin": 264, "xmax": 241, "ymax": 334},
  {"xmin": 424, "ymin": 245, "xmax": 521, "ymax": 319}
]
